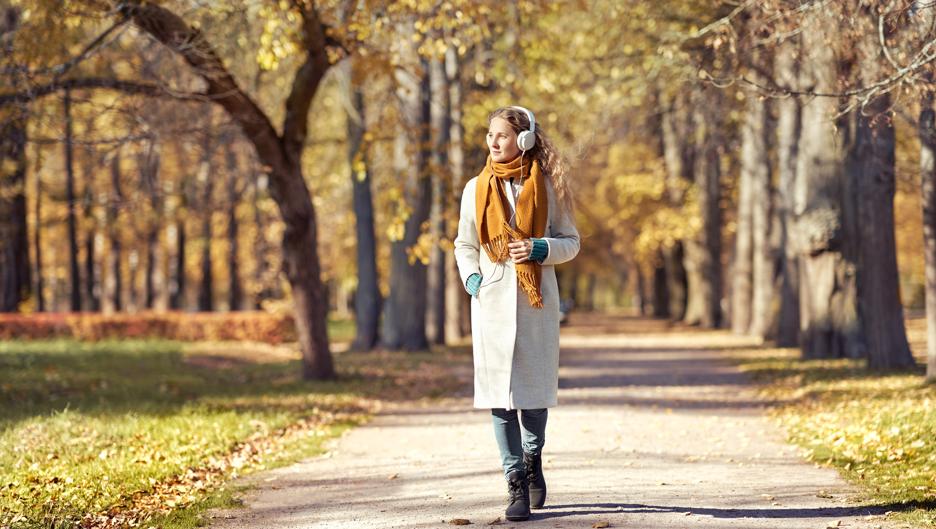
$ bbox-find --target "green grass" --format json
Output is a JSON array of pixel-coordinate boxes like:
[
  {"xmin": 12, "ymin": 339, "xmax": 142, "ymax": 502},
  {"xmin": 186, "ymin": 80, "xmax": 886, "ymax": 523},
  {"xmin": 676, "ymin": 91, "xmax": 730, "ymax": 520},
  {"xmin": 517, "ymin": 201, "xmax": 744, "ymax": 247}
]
[
  {"xmin": 326, "ymin": 317, "xmax": 356, "ymax": 343},
  {"xmin": 0, "ymin": 336, "xmax": 469, "ymax": 529},
  {"xmin": 730, "ymin": 347, "xmax": 936, "ymax": 527}
]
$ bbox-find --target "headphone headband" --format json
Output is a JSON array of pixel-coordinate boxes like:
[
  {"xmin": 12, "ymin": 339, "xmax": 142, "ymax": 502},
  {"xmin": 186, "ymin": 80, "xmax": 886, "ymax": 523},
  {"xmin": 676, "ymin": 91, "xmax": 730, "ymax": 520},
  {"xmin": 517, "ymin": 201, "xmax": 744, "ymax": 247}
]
[
  {"xmin": 511, "ymin": 105, "xmax": 536, "ymax": 134},
  {"xmin": 510, "ymin": 105, "xmax": 536, "ymax": 152}
]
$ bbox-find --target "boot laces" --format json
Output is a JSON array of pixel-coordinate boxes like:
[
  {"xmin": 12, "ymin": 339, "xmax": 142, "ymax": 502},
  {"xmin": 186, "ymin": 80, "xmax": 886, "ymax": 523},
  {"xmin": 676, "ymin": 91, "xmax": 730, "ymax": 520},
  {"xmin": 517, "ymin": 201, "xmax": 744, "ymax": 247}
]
[{"xmin": 507, "ymin": 476, "xmax": 525, "ymax": 502}]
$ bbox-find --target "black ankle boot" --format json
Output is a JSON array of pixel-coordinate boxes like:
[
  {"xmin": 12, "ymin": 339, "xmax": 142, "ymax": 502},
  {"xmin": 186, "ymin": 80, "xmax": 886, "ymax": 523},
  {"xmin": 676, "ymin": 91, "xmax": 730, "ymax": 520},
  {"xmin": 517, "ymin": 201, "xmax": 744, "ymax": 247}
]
[
  {"xmin": 523, "ymin": 452, "xmax": 547, "ymax": 509},
  {"xmin": 505, "ymin": 469, "xmax": 530, "ymax": 521}
]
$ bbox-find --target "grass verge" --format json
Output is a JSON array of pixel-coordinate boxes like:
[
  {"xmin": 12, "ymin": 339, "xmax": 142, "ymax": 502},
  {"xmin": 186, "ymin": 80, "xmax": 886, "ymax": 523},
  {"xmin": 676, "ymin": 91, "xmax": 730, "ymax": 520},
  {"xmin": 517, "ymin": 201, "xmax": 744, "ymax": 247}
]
[
  {"xmin": 0, "ymin": 335, "xmax": 470, "ymax": 529},
  {"xmin": 728, "ymin": 338, "xmax": 936, "ymax": 528}
]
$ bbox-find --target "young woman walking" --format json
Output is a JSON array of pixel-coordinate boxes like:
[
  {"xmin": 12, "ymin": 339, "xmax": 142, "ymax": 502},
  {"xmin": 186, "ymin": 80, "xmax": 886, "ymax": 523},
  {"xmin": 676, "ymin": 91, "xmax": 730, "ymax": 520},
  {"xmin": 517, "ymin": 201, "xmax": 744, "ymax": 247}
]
[{"xmin": 453, "ymin": 106, "xmax": 580, "ymax": 521}]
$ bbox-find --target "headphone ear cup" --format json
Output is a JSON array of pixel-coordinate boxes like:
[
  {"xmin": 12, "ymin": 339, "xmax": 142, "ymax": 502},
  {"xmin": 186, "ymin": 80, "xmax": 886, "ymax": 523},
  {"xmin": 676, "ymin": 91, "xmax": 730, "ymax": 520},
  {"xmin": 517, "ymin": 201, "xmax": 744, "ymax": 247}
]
[{"xmin": 517, "ymin": 130, "xmax": 536, "ymax": 151}]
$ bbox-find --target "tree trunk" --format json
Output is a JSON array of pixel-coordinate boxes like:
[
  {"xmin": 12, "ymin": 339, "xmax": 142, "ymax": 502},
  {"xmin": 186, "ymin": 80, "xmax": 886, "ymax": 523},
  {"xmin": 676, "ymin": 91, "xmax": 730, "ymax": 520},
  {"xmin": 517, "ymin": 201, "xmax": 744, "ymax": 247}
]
[
  {"xmin": 225, "ymin": 142, "xmax": 242, "ymax": 311},
  {"xmin": 103, "ymin": 150, "xmax": 124, "ymax": 313},
  {"xmin": 128, "ymin": 249, "xmax": 138, "ymax": 312},
  {"xmin": 774, "ymin": 36, "xmax": 801, "ymax": 347},
  {"xmin": 141, "ymin": 139, "xmax": 165, "ymax": 310},
  {"xmin": 64, "ymin": 89, "xmax": 82, "ymax": 311},
  {"xmin": 427, "ymin": 55, "xmax": 449, "ymax": 345},
  {"xmin": 82, "ymin": 154, "xmax": 101, "ymax": 312},
  {"xmin": 659, "ymin": 91, "xmax": 691, "ymax": 319},
  {"xmin": 33, "ymin": 156, "xmax": 44, "ymax": 312},
  {"xmin": 84, "ymin": 215, "xmax": 100, "ymax": 312},
  {"xmin": 732, "ymin": 109, "xmax": 754, "ymax": 333},
  {"xmin": 794, "ymin": 12, "xmax": 862, "ymax": 359},
  {"xmin": 652, "ymin": 250, "xmax": 669, "ymax": 318},
  {"xmin": 345, "ymin": 62, "xmax": 381, "ymax": 351},
  {"xmin": 278, "ymin": 163, "xmax": 334, "ymax": 378},
  {"xmin": 635, "ymin": 265, "xmax": 649, "ymax": 316},
  {"xmin": 0, "ymin": 112, "xmax": 29, "ymax": 312},
  {"xmin": 445, "ymin": 44, "xmax": 468, "ymax": 343},
  {"xmin": 850, "ymin": 18, "xmax": 913, "ymax": 369},
  {"xmin": 662, "ymin": 243, "xmax": 687, "ymax": 320},
  {"xmin": 922, "ymin": 92, "xmax": 936, "ymax": 380},
  {"xmin": 0, "ymin": 3, "xmax": 29, "ymax": 312},
  {"xmin": 251, "ymin": 175, "xmax": 271, "ymax": 309},
  {"xmin": 198, "ymin": 134, "xmax": 215, "ymax": 312},
  {"xmin": 683, "ymin": 84, "xmax": 723, "ymax": 328},
  {"xmin": 382, "ymin": 54, "xmax": 432, "ymax": 351},
  {"xmin": 170, "ymin": 141, "xmax": 189, "ymax": 310},
  {"xmin": 747, "ymin": 65, "xmax": 774, "ymax": 339}
]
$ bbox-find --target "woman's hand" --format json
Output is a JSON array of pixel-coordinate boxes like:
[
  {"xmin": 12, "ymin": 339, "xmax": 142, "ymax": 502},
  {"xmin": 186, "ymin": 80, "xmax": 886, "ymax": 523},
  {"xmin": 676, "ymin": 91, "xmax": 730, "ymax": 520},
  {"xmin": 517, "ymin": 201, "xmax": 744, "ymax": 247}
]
[{"xmin": 508, "ymin": 239, "xmax": 533, "ymax": 264}]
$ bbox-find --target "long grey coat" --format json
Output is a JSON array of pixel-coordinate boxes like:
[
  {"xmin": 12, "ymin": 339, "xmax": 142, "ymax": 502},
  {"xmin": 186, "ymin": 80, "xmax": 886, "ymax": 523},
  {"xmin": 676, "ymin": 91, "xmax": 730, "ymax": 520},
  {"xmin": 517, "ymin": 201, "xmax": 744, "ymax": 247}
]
[{"xmin": 453, "ymin": 175, "xmax": 580, "ymax": 410}]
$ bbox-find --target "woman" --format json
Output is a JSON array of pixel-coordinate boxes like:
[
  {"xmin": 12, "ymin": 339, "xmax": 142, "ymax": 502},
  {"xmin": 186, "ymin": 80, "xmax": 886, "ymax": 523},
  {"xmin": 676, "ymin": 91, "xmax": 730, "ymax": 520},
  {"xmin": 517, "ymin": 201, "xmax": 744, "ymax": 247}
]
[{"xmin": 453, "ymin": 106, "xmax": 580, "ymax": 522}]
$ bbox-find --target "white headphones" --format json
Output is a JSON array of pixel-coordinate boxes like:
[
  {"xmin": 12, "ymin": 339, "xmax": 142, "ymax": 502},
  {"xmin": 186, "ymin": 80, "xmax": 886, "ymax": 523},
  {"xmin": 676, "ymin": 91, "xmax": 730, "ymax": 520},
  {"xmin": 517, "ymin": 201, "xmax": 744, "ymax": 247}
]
[{"xmin": 511, "ymin": 105, "xmax": 536, "ymax": 152}]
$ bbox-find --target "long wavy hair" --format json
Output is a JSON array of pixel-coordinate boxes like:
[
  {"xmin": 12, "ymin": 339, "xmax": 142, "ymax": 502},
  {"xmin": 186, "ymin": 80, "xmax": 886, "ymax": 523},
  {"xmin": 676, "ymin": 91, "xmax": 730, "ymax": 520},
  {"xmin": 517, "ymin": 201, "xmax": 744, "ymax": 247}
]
[{"xmin": 488, "ymin": 106, "xmax": 574, "ymax": 217}]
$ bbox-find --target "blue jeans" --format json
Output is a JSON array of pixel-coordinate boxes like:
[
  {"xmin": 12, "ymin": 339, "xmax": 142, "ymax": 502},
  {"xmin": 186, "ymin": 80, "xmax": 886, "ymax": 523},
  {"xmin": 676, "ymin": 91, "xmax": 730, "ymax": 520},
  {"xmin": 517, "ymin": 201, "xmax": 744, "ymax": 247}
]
[{"xmin": 491, "ymin": 408, "xmax": 548, "ymax": 477}]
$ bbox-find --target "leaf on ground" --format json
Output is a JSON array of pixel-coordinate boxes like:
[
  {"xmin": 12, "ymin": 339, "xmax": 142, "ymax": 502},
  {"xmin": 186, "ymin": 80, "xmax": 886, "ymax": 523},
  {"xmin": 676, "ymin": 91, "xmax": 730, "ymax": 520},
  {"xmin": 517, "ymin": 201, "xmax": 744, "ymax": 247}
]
[
  {"xmin": 593, "ymin": 522, "xmax": 611, "ymax": 528},
  {"xmin": 448, "ymin": 518, "xmax": 471, "ymax": 525},
  {"xmin": 487, "ymin": 516, "xmax": 502, "ymax": 525}
]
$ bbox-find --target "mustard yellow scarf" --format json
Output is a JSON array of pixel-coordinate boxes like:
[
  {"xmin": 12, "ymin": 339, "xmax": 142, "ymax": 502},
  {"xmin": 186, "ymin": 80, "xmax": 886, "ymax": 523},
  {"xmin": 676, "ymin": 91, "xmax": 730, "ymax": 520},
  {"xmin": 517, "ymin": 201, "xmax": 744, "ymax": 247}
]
[{"xmin": 475, "ymin": 154, "xmax": 548, "ymax": 308}]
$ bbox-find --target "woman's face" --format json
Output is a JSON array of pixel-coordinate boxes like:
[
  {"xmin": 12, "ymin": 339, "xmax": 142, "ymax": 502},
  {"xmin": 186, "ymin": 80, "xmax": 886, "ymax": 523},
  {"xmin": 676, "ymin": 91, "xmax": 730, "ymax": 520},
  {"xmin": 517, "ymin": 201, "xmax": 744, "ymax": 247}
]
[{"xmin": 487, "ymin": 116, "xmax": 521, "ymax": 163}]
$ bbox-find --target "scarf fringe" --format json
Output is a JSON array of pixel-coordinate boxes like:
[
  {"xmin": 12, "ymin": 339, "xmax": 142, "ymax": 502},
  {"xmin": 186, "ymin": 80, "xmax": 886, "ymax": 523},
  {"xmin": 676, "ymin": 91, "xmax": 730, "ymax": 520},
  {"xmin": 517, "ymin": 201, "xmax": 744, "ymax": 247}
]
[
  {"xmin": 481, "ymin": 233, "xmax": 511, "ymax": 263},
  {"xmin": 517, "ymin": 268, "xmax": 544, "ymax": 309}
]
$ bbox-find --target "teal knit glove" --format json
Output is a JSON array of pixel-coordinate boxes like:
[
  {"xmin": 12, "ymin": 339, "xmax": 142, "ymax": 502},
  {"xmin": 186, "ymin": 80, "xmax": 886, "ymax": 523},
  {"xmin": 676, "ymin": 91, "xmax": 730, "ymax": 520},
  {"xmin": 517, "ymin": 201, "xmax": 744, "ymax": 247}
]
[
  {"xmin": 465, "ymin": 273, "xmax": 482, "ymax": 296},
  {"xmin": 530, "ymin": 238, "xmax": 549, "ymax": 263}
]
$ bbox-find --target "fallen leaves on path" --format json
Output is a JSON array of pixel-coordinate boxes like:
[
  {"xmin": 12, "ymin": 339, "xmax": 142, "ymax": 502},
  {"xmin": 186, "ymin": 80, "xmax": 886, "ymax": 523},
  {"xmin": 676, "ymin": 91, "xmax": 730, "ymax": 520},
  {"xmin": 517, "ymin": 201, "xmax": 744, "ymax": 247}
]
[
  {"xmin": 592, "ymin": 521, "xmax": 611, "ymax": 528},
  {"xmin": 77, "ymin": 409, "xmax": 370, "ymax": 529},
  {"xmin": 447, "ymin": 518, "xmax": 471, "ymax": 525}
]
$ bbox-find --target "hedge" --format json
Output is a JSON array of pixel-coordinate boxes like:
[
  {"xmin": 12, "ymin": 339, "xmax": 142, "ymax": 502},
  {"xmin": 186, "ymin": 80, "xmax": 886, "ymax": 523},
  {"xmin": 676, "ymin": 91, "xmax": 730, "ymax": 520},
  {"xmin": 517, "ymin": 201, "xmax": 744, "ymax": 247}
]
[{"xmin": 0, "ymin": 311, "xmax": 297, "ymax": 343}]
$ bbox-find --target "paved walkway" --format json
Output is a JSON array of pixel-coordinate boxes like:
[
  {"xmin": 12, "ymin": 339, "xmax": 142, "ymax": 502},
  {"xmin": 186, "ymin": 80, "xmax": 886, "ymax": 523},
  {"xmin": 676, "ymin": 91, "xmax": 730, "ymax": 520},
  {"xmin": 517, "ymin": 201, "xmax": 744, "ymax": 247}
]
[{"xmin": 207, "ymin": 315, "xmax": 901, "ymax": 529}]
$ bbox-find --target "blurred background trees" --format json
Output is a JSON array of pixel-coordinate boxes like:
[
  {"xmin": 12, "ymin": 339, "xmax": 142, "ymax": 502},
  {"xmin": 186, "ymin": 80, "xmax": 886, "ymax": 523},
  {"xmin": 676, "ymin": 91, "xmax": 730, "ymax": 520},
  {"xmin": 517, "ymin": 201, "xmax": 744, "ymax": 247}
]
[{"xmin": 1, "ymin": 0, "xmax": 934, "ymax": 380}]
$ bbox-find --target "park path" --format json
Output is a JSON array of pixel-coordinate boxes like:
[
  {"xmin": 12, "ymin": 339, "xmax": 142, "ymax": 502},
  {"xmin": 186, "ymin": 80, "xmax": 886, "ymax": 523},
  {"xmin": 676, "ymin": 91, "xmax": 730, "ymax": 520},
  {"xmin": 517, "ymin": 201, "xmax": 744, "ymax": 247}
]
[{"xmin": 206, "ymin": 315, "xmax": 902, "ymax": 529}]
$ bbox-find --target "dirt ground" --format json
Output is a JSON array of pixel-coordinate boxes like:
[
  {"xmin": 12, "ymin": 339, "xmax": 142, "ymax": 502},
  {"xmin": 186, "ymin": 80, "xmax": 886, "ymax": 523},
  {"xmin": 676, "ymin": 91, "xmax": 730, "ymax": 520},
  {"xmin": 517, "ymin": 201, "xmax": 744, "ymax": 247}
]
[{"xmin": 206, "ymin": 314, "xmax": 908, "ymax": 529}]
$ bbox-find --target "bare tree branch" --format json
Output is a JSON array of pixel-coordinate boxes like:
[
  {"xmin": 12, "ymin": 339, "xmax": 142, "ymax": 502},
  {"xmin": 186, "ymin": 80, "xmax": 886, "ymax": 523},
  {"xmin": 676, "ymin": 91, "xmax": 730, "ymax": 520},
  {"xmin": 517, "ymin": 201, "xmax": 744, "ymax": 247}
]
[
  {"xmin": 116, "ymin": 0, "xmax": 284, "ymax": 165},
  {"xmin": 0, "ymin": 76, "xmax": 206, "ymax": 106}
]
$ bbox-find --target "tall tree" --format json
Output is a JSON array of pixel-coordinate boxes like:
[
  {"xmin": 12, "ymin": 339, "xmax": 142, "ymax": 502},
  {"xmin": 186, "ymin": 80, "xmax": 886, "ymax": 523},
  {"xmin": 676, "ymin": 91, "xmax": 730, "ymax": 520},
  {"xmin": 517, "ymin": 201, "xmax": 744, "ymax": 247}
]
[
  {"xmin": 849, "ymin": 8, "xmax": 913, "ymax": 369},
  {"xmin": 141, "ymin": 138, "xmax": 166, "ymax": 310},
  {"xmin": 0, "ymin": 113, "xmax": 29, "ymax": 312},
  {"xmin": 773, "ymin": 35, "xmax": 801, "ymax": 347},
  {"xmin": 81, "ymin": 148, "xmax": 101, "ymax": 312},
  {"xmin": 121, "ymin": 2, "xmax": 337, "ymax": 377},
  {"xmin": 427, "ymin": 54, "xmax": 449, "ymax": 345},
  {"xmin": 197, "ymin": 130, "xmax": 215, "ymax": 312},
  {"xmin": 344, "ymin": 60, "xmax": 380, "ymax": 351},
  {"xmin": 33, "ymin": 152, "xmax": 44, "ymax": 312},
  {"xmin": 444, "ymin": 44, "xmax": 469, "ymax": 342},
  {"xmin": 733, "ymin": 50, "xmax": 774, "ymax": 339},
  {"xmin": 794, "ymin": 11, "xmax": 862, "ymax": 359},
  {"xmin": 658, "ymin": 90, "xmax": 692, "ymax": 321},
  {"xmin": 683, "ymin": 82, "xmax": 723, "ymax": 328},
  {"xmin": 102, "ymin": 148, "xmax": 123, "ymax": 313},
  {"xmin": 922, "ymin": 92, "xmax": 936, "ymax": 380},
  {"xmin": 0, "ymin": 5, "xmax": 29, "ymax": 312},
  {"xmin": 64, "ymin": 88, "xmax": 82, "ymax": 311},
  {"xmin": 382, "ymin": 43, "xmax": 432, "ymax": 351},
  {"xmin": 225, "ymin": 140, "xmax": 243, "ymax": 311},
  {"xmin": 169, "ymin": 141, "xmax": 189, "ymax": 310}
]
